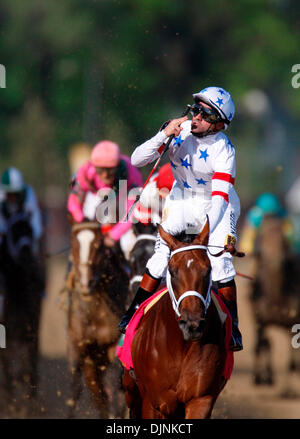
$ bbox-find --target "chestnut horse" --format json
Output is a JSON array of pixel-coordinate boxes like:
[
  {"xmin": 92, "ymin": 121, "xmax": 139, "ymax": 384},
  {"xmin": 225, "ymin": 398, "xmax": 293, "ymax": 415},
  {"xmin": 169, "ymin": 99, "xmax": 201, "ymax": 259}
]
[
  {"xmin": 67, "ymin": 220, "xmax": 129, "ymax": 418},
  {"xmin": 124, "ymin": 221, "xmax": 230, "ymax": 419}
]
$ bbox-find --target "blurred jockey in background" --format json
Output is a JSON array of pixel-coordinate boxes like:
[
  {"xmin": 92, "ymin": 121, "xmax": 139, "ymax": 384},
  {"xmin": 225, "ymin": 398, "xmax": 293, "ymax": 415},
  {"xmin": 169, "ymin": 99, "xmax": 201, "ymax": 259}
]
[
  {"xmin": 67, "ymin": 140, "xmax": 143, "ymax": 249},
  {"xmin": 239, "ymin": 192, "xmax": 295, "ymax": 255},
  {"xmin": 0, "ymin": 167, "xmax": 43, "ymax": 256}
]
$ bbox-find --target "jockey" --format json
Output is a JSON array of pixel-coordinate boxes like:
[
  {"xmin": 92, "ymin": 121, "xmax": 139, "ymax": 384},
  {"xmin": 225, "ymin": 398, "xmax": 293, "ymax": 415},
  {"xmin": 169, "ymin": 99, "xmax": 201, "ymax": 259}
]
[
  {"xmin": 240, "ymin": 192, "xmax": 294, "ymax": 255},
  {"xmin": 118, "ymin": 86, "xmax": 243, "ymax": 351},
  {"xmin": 0, "ymin": 167, "xmax": 43, "ymax": 255},
  {"xmin": 67, "ymin": 140, "xmax": 143, "ymax": 248}
]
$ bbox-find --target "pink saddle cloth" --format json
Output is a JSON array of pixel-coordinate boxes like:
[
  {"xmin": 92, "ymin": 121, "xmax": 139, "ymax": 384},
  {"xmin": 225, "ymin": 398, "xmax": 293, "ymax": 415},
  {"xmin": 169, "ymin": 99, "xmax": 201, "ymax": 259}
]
[{"xmin": 116, "ymin": 288, "xmax": 234, "ymax": 381}]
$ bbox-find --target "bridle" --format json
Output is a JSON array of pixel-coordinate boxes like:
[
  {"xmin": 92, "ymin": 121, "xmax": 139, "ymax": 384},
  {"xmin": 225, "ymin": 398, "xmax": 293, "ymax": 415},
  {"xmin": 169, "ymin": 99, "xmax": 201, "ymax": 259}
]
[
  {"xmin": 135, "ymin": 234, "xmax": 157, "ymax": 243},
  {"xmin": 167, "ymin": 245, "xmax": 212, "ymax": 317}
]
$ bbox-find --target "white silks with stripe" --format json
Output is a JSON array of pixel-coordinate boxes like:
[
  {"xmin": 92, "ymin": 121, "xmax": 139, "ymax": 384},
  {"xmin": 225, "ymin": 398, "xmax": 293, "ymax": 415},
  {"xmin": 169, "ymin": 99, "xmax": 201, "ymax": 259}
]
[{"xmin": 132, "ymin": 119, "xmax": 241, "ymax": 283}]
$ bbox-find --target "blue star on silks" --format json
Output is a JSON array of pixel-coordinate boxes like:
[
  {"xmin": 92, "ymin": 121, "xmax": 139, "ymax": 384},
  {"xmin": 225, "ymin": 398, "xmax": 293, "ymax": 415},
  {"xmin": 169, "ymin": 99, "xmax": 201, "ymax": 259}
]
[
  {"xmin": 218, "ymin": 89, "xmax": 225, "ymax": 95},
  {"xmin": 216, "ymin": 97, "xmax": 223, "ymax": 106},
  {"xmin": 196, "ymin": 178, "xmax": 207, "ymax": 185},
  {"xmin": 170, "ymin": 160, "xmax": 177, "ymax": 169},
  {"xmin": 173, "ymin": 134, "xmax": 183, "ymax": 147},
  {"xmin": 182, "ymin": 180, "xmax": 191, "ymax": 189},
  {"xmin": 180, "ymin": 157, "xmax": 192, "ymax": 169},
  {"xmin": 227, "ymin": 139, "xmax": 234, "ymax": 148},
  {"xmin": 199, "ymin": 148, "xmax": 209, "ymax": 162}
]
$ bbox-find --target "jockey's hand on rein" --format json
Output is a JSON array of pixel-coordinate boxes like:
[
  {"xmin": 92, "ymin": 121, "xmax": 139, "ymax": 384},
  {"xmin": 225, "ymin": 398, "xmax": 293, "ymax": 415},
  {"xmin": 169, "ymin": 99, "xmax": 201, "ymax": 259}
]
[{"xmin": 224, "ymin": 234, "xmax": 245, "ymax": 257}]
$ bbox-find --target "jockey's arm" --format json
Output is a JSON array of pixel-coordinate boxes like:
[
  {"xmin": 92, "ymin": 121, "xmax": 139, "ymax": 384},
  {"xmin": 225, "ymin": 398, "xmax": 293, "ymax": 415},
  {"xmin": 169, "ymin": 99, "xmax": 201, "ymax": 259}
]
[
  {"xmin": 106, "ymin": 157, "xmax": 143, "ymax": 243},
  {"xmin": 207, "ymin": 195, "xmax": 228, "ymax": 234},
  {"xmin": 67, "ymin": 162, "xmax": 91, "ymax": 223},
  {"xmin": 131, "ymin": 131, "xmax": 169, "ymax": 167},
  {"xmin": 207, "ymin": 138, "xmax": 236, "ymax": 235}
]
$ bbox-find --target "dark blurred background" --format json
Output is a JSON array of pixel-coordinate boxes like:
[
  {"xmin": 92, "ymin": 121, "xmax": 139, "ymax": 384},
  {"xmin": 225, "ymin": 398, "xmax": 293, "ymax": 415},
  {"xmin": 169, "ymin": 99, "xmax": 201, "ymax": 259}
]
[{"xmin": 0, "ymin": 0, "xmax": 299, "ymax": 246}]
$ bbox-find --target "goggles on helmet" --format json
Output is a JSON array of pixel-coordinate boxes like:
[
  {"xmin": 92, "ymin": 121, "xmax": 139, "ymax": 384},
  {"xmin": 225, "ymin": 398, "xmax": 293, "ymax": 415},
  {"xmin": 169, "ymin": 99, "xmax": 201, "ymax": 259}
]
[{"xmin": 190, "ymin": 103, "xmax": 223, "ymax": 124}]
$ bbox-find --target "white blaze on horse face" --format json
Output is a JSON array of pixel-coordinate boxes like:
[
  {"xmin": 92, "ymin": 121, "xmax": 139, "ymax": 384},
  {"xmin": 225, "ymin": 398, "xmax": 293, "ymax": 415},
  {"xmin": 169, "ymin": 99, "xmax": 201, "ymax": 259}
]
[
  {"xmin": 77, "ymin": 230, "xmax": 95, "ymax": 288},
  {"xmin": 187, "ymin": 258, "xmax": 194, "ymax": 269}
]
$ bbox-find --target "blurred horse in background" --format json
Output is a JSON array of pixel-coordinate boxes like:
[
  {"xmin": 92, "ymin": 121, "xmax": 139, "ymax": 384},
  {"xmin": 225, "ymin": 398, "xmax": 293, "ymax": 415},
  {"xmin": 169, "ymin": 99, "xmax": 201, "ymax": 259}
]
[
  {"xmin": 0, "ymin": 212, "xmax": 45, "ymax": 402},
  {"xmin": 67, "ymin": 219, "xmax": 129, "ymax": 418},
  {"xmin": 251, "ymin": 215, "xmax": 300, "ymax": 392},
  {"xmin": 128, "ymin": 221, "xmax": 157, "ymax": 299}
]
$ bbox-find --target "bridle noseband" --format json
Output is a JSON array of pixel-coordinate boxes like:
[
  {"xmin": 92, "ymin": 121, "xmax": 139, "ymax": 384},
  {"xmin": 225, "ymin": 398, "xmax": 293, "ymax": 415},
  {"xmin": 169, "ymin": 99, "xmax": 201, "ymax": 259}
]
[{"xmin": 167, "ymin": 245, "xmax": 211, "ymax": 317}]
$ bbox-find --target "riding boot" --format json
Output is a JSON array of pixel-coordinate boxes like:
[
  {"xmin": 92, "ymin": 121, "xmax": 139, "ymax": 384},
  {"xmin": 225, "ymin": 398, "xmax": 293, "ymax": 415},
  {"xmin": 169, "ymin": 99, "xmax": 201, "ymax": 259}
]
[
  {"xmin": 217, "ymin": 279, "xmax": 243, "ymax": 352},
  {"xmin": 118, "ymin": 271, "xmax": 162, "ymax": 334}
]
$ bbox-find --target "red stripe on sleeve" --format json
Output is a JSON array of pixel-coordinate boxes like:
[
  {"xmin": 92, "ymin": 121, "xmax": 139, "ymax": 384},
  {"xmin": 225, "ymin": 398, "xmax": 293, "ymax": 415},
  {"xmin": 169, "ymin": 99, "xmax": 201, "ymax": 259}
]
[
  {"xmin": 212, "ymin": 172, "xmax": 235, "ymax": 185},
  {"xmin": 158, "ymin": 144, "xmax": 165, "ymax": 155},
  {"xmin": 212, "ymin": 191, "xmax": 229, "ymax": 203}
]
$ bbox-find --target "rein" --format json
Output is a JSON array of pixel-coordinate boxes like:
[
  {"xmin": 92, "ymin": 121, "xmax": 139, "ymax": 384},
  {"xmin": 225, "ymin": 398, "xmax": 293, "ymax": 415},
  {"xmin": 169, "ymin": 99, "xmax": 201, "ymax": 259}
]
[
  {"xmin": 135, "ymin": 234, "xmax": 157, "ymax": 243},
  {"xmin": 167, "ymin": 245, "xmax": 211, "ymax": 317}
]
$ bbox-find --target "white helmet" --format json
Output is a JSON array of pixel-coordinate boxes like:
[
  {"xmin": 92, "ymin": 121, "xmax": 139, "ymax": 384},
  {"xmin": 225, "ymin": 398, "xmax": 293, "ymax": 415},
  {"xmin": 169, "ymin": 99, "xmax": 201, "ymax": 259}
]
[
  {"xmin": 192, "ymin": 86, "xmax": 235, "ymax": 129},
  {"xmin": 1, "ymin": 167, "xmax": 25, "ymax": 192}
]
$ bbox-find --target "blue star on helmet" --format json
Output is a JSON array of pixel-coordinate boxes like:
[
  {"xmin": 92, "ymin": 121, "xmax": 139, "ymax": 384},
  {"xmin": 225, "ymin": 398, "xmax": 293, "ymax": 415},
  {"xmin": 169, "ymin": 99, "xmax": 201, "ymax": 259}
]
[
  {"xmin": 173, "ymin": 134, "xmax": 183, "ymax": 147},
  {"xmin": 170, "ymin": 160, "xmax": 177, "ymax": 169},
  {"xmin": 228, "ymin": 112, "xmax": 233, "ymax": 120},
  {"xmin": 201, "ymin": 88, "xmax": 207, "ymax": 93},
  {"xmin": 218, "ymin": 89, "xmax": 225, "ymax": 95},
  {"xmin": 180, "ymin": 157, "xmax": 192, "ymax": 169},
  {"xmin": 199, "ymin": 148, "xmax": 209, "ymax": 162},
  {"xmin": 182, "ymin": 180, "xmax": 191, "ymax": 189},
  {"xmin": 216, "ymin": 98, "xmax": 223, "ymax": 106},
  {"xmin": 196, "ymin": 178, "xmax": 207, "ymax": 185}
]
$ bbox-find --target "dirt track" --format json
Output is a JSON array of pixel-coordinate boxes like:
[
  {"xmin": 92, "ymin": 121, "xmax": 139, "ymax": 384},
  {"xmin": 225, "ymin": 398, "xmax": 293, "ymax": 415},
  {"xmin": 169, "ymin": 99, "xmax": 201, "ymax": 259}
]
[{"xmin": 1, "ymin": 255, "xmax": 300, "ymax": 418}]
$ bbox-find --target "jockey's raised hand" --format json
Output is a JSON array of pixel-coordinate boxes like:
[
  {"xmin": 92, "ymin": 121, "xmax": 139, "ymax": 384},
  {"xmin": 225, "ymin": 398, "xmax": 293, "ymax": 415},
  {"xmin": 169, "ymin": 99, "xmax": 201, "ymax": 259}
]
[{"xmin": 163, "ymin": 116, "xmax": 188, "ymax": 137}]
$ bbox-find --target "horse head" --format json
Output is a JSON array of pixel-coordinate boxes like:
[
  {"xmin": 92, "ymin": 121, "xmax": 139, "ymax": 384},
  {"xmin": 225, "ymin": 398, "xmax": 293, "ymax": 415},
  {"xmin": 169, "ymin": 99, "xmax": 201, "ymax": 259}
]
[
  {"xmin": 158, "ymin": 220, "xmax": 211, "ymax": 341},
  {"xmin": 71, "ymin": 221, "xmax": 103, "ymax": 295},
  {"xmin": 129, "ymin": 222, "xmax": 157, "ymax": 297},
  {"xmin": 5, "ymin": 212, "xmax": 34, "ymax": 265}
]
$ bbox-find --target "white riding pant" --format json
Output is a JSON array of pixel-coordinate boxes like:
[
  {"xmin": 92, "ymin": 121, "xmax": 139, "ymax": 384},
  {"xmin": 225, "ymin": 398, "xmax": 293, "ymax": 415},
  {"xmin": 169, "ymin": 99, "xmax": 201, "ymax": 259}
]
[{"xmin": 146, "ymin": 189, "xmax": 240, "ymax": 282}]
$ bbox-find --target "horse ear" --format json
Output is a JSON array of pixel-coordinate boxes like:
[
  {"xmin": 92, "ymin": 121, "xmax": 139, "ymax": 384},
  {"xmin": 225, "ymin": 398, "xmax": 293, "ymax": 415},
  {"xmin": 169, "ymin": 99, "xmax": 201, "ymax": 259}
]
[
  {"xmin": 193, "ymin": 217, "xmax": 210, "ymax": 246},
  {"xmin": 157, "ymin": 224, "xmax": 181, "ymax": 251}
]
